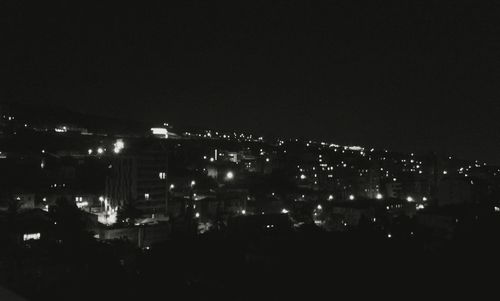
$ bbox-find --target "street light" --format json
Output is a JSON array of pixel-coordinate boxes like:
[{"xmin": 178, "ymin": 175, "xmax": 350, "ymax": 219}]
[{"xmin": 226, "ymin": 171, "xmax": 234, "ymax": 180}]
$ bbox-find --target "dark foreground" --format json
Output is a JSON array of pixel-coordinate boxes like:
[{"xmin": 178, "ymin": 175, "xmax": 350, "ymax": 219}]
[{"xmin": 1, "ymin": 225, "xmax": 499, "ymax": 301}]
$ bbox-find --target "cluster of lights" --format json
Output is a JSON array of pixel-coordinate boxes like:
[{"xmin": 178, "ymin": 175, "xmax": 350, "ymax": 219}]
[
  {"xmin": 183, "ymin": 130, "xmax": 262, "ymax": 142},
  {"xmin": 54, "ymin": 126, "xmax": 68, "ymax": 133},
  {"xmin": 113, "ymin": 139, "xmax": 125, "ymax": 154}
]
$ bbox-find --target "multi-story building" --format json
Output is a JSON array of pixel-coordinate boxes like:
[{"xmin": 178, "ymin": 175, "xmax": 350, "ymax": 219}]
[{"xmin": 105, "ymin": 141, "xmax": 168, "ymax": 215}]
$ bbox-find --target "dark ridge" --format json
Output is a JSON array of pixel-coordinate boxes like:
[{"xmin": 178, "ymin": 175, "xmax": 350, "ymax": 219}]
[{"xmin": 0, "ymin": 100, "xmax": 150, "ymax": 135}]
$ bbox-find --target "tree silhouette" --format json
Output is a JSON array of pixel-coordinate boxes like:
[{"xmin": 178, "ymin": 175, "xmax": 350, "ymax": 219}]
[
  {"xmin": 7, "ymin": 196, "xmax": 21, "ymax": 223},
  {"xmin": 116, "ymin": 202, "xmax": 142, "ymax": 226},
  {"xmin": 49, "ymin": 197, "xmax": 92, "ymax": 245}
]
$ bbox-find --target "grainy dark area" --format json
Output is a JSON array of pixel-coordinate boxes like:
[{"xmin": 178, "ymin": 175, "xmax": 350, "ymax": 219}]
[{"xmin": 1, "ymin": 1, "xmax": 499, "ymax": 300}]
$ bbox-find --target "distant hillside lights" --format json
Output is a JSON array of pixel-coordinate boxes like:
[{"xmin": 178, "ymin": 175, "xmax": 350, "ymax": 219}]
[
  {"xmin": 86, "ymin": 141, "xmax": 124, "ymax": 156},
  {"xmin": 151, "ymin": 127, "xmax": 169, "ymax": 138},
  {"xmin": 54, "ymin": 126, "xmax": 68, "ymax": 133}
]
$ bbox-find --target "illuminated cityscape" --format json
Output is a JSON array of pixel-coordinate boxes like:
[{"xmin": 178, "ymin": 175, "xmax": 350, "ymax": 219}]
[
  {"xmin": 2, "ymin": 1, "xmax": 499, "ymax": 300},
  {"xmin": 2, "ymin": 100, "xmax": 500, "ymax": 299}
]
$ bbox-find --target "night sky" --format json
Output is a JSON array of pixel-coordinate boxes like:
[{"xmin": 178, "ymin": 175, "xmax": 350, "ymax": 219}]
[{"xmin": 2, "ymin": 1, "xmax": 500, "ymax": 163}]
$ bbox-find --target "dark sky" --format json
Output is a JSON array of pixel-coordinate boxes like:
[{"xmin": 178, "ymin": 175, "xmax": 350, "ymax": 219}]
[{"xmin": 2, "ymin": 0, "xmax": 500, "ymax": 163}]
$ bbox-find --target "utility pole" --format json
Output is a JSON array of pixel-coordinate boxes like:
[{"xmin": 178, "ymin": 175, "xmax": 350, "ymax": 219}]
[{"xmin": 164, "ymin": 141, "xmax": 169, "ymax": 218}]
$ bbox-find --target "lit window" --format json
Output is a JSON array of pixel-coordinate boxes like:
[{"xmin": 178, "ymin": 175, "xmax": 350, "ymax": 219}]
[
  {"xmin": 144, "ymin": 193, "xmax": 150, "ymax": 200},
  {"xmin": 23, "ymin": 233, "xmax": 41, "ymax": 241}
]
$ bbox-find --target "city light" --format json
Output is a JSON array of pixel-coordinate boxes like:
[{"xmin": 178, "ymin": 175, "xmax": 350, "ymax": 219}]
[
  {"xmin": 191, "ymin": 180, "xmax": 196, "ymax": 187},
  {"xmin": 300, "ymin": 174, "xmax": 306, "ymax": 180},
  {"xmin": 281, "ymin": 208, "xmax": 289, "ymax": 214},
  {"xmin": 115, "ymin": 139, "xmax": 124, "ymax": 150},
  {"xmin": 151, "ymin": 127, "xmax": 168, "ymax": 138},
  {"xmin": 349, "ymin": 194, "xmax": 355, "ymax": 200},
  {"xmin": 226, "ymin": 171, "xmax": 234, "ymax": 180},
  {"xmin": 97, "ymin": 147, "xmax": 104, "ymax": 154},
  {"xmin": 23, "ymin": 233, "xmax": 41, "ymax": 241},
  {"xmin": 195, "ymin": 212, "xmax": 200, "ymax": 218},
  {"xmin": 76, "ymin": 201, "xmax": 89, "ymax": 208},
  {"xmin": 376, "ymin": 193, "xmax": 383, "ymax": 200},
  {"xmin": 407, "ymin": 196, "xmax": 414, "ymax": 202}
]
